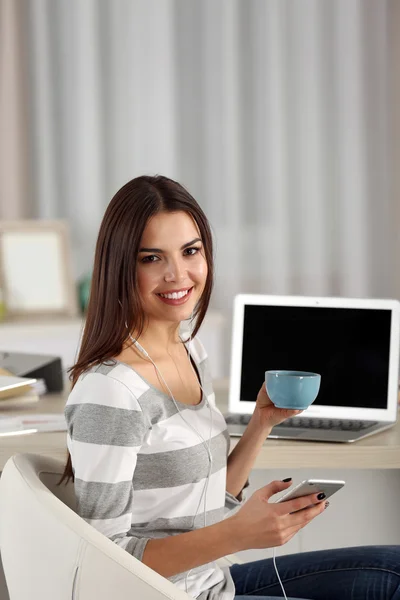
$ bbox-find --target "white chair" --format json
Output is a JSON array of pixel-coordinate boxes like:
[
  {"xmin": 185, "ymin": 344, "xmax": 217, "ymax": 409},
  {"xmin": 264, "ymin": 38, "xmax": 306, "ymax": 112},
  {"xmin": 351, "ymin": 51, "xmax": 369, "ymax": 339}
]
[{"xmin": 0, "ymin": 453, "xmax": 240, "ymax": 599}]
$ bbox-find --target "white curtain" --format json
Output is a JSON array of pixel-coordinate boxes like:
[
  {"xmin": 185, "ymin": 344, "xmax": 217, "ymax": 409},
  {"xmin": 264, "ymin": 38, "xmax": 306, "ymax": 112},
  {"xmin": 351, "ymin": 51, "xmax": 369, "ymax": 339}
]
[
  {"xmin": 0, "ymin": 0, "xmax": 31, "ymax": 218},
  {"xmin": 0, "ymin": 0, "xmax": 398, "ymax": 308}
]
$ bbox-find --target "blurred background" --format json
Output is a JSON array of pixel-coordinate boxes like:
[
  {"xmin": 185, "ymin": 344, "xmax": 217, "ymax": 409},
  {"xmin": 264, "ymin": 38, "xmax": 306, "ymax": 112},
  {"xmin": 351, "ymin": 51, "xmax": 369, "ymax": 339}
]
[
  {"xmin": 0, "ymin": 0, "xmax": 399, "ymax": 377},
  {"xmin": 0, "ymin": 4, "xmax": 399, "ymax": 582}
]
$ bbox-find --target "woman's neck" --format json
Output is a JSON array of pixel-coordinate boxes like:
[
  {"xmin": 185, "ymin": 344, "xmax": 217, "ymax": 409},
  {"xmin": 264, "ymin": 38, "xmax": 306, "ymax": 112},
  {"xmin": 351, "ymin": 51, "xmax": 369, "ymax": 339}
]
[{"xmin": 132, "ymin": 320, "xmax": 186, "ymax": 358}]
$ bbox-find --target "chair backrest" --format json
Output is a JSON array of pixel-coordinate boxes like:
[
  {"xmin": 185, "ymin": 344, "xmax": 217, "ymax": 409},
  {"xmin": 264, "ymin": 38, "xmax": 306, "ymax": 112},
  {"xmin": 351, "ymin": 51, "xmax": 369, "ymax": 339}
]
[{"xmin": 0, "ymin": 453, "xmax": 192, "ymax": 600}]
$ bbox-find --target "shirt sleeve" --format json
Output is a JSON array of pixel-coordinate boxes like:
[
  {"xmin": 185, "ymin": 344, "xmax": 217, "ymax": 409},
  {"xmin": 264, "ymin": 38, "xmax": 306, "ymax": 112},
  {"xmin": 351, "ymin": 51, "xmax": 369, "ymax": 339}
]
[
  {"xmin": 64, "ymin": 372, "xmax": 150, "ymax": 560},
  {"xmin": 225, "ymin": 480, "xmax": 249, "ymax": 512}
]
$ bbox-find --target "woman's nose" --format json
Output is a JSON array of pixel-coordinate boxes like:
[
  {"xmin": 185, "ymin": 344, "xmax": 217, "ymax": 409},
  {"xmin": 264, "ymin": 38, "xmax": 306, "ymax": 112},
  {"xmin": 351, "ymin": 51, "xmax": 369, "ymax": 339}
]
[{"xmin": 164, "ymin": 258, "xmax": 186, "ymax": 282}]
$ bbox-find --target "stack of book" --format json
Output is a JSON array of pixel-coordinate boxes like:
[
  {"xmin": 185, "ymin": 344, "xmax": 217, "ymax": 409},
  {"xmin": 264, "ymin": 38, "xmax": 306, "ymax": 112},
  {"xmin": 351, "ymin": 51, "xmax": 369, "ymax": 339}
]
[
  {"xmin": 0, "ymin": 371, "xmax": 66, "ymax": 436},
  {"xmin": 0, "ymin": 371, "xmax": 39, "ymax": 407}
]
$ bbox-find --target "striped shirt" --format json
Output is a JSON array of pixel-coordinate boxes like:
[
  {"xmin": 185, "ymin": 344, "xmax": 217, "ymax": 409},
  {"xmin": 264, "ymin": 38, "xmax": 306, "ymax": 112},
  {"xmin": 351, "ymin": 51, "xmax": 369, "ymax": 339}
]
[{"xmin": 65, "ymin": 337, "xmax": 244, "ymax": 599}]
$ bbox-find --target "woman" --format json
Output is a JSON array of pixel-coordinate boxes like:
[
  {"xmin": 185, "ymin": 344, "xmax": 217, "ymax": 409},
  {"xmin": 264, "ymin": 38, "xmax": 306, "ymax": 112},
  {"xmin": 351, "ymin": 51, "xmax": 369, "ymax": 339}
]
[{"xmin": 61, "ymin": 175, "xmax": 400, "ymax": 600}]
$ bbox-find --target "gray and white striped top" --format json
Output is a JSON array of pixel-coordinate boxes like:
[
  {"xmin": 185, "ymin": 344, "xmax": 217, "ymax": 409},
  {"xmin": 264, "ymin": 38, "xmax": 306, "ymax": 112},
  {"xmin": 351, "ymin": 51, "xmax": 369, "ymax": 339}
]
[{"xmin": 65, "ymin": 337, "xmax": 244, "ymax": 599}]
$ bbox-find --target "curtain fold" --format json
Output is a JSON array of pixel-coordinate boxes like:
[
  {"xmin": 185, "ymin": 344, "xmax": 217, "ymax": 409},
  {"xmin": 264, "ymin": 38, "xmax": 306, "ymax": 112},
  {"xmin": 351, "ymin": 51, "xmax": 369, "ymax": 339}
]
[
  {"xmin": 0, "ymin": 0, "xmax": 30, "ymax": 218},
  {"xmin": 0, "ymin": 0, "xmax": 397, "ymax": 305}
]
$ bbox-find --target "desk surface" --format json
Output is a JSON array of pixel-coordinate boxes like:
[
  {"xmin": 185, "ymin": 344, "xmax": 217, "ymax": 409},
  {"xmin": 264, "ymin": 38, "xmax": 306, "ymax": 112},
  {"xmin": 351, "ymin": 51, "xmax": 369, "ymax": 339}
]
[{"xmin": 0, "ymin": 391, "xmax": 399, "ymax": 471}]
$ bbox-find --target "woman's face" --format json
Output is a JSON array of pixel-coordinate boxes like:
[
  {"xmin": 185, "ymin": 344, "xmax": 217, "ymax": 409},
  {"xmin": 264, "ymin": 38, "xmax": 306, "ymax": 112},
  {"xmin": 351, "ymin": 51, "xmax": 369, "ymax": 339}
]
[{"xmin": 136, "ymin": 211, "xmax": 208, "ymax": 324}]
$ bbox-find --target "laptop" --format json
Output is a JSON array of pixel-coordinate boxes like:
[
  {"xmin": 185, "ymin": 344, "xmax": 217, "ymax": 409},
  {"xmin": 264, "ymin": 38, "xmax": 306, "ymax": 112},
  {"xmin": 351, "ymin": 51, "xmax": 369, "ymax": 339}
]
[{"xmin": 225, "ymin": 294, "xmax": 400, "ymax": 443}]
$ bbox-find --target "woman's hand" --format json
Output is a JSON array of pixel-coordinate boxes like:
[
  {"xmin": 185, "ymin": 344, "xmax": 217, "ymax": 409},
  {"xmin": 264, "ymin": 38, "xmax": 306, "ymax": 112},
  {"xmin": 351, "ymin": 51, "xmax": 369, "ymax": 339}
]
[
  {"xmin": 228, "ymin": 479, "xmax": 327, "ymax": 551},
  {"xmin": 253, "ymin": 381, "xmax": 302, "ymax": 429}
]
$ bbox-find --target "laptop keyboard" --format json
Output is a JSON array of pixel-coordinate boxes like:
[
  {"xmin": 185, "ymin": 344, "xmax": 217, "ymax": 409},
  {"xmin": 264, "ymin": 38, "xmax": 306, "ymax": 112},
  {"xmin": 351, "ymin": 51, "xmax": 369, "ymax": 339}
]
[{"xmin": 224, "ymin": 413, "xmax": 378, "ymax": 432}]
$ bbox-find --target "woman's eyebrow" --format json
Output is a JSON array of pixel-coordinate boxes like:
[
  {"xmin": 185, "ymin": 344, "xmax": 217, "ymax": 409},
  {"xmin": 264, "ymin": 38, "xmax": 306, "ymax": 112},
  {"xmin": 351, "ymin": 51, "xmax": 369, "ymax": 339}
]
[{"xmin": 138, "ymin": 237, "xmax": 202, "ymax": 253}]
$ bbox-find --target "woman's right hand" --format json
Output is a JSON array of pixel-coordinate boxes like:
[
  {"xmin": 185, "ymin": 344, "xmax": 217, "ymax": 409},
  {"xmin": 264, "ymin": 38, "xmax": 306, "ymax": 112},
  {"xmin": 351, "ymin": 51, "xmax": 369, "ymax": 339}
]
[{"xmin": 228, "ymin": 480, "xmax": 327, "ymax": 551}]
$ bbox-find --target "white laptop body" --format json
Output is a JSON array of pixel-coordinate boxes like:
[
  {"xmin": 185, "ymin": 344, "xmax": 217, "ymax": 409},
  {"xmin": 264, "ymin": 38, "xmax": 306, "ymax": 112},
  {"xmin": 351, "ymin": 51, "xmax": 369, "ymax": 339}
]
[{"xmin": 226, "ymin": 294, "xmax": 400, "ymax": 443}]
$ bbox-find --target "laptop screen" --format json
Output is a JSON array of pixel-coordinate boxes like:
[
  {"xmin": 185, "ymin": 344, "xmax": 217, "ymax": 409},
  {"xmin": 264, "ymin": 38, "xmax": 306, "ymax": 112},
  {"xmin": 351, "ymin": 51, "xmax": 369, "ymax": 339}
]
[{"xmin": 240, "ymin": 305, "xmax": 392, "ymax": 410}]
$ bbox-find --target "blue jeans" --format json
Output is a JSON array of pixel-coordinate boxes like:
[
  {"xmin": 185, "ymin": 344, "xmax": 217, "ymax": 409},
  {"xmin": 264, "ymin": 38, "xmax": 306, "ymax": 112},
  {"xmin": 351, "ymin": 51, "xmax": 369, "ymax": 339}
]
[{"xmin": 230, "ymin": 545, "xmax": 400, "ymax": 599}]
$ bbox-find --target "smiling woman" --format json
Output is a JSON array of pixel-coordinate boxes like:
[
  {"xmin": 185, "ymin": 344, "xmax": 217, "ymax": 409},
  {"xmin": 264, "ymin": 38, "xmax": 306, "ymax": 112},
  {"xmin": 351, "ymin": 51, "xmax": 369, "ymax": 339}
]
[
  {"xmin": 58, "ymin": 174, "xmax": 400, "ymax": 600},
  {"xmin": 136, "ymin": 212, "xmax": 207, "ymax": 315}
]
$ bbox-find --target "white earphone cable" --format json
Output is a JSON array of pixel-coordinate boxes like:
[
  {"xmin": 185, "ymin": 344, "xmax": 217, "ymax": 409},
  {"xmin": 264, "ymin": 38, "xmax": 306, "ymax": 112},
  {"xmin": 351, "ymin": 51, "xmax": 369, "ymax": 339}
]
[
  {"xmin": 129, "ymin": 335, "xmax": 213, "ymax": 475},
  {"xmin": 272, "ymin": 547, "xmax": 288, "ymax": 599},
  {"xmin": 182, "ymin": 324, "xmax": 213, "ymax": 592},
  {"xmin": 127, "ymin": 318, "xmax": 213, "ymax": 595},
  {"xmin": 186, "ymin": 327, "xmax": 214, "ymax": 529}
]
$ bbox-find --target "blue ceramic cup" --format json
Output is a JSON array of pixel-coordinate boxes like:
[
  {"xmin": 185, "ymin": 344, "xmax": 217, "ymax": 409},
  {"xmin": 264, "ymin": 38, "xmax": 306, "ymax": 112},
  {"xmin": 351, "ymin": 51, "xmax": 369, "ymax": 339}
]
[{"xmin": 265, "ymin": 370, "xmax": 321, "ymax": 410}]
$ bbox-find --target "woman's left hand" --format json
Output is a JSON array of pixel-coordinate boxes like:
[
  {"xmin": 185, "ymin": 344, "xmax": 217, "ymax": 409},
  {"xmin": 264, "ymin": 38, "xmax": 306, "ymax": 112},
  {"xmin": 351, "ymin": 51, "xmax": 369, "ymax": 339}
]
[{"xmin": 253, "ymin": 382, "xmax": 302, "ymax": 430}]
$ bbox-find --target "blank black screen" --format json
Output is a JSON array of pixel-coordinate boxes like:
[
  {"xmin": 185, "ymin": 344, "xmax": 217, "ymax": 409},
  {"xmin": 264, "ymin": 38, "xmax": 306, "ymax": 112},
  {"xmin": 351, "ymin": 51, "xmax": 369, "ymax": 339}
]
[{"xmin": 239, "ymin": 305, "xmax": 391, "ymax": 409}]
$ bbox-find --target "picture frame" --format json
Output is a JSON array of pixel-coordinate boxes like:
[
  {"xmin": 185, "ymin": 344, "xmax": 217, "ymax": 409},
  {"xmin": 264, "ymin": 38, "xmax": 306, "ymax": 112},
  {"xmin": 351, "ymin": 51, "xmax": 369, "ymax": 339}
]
[{"xmin": 0, "ymin": 220, "xmax": 78, "ymax": 319}]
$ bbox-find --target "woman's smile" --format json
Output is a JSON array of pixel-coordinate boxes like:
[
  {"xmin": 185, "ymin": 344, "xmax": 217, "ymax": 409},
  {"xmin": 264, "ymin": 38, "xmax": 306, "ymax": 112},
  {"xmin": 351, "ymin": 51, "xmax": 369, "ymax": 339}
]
[{"xmin": 156, "ymin": 286, "xmax": 194, "ymax": 306}]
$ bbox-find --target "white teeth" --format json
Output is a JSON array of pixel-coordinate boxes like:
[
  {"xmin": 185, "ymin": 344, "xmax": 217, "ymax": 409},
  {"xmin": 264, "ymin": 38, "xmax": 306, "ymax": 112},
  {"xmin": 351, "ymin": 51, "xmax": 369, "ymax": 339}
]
[{"xmin": 159, "ymin": 289, "xmax": 190, "ymax": 300}]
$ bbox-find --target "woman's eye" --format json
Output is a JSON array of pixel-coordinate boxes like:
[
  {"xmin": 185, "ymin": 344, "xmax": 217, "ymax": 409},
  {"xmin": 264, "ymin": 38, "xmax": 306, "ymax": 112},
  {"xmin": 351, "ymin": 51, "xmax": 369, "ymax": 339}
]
[
  {"xmin": 184, "ymin": 247, "xmax": 200, "ymax": 256},
  {"xmin": 141, "ymin": 247, "xmax": 201, "ymax": 263},
  {"xmin": 141, "ymin": 255, "xmax": 159, "ymax": 263}
]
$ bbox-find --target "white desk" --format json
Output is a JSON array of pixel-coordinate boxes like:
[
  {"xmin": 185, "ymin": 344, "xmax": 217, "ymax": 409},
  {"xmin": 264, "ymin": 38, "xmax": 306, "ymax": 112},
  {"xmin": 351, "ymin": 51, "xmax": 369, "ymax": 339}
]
[
  {"xmin": 0, "ymin": 389, "xmax": 399, "ymax": 471},
  {"xmin": 2, "ymin": 315, "xmax": 398, "ymax": 470}
]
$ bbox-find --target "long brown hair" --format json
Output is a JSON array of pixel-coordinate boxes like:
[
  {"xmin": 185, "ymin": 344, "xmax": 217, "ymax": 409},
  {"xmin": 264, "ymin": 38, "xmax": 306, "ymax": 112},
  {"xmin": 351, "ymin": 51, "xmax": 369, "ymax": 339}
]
[{"xmin": 59, "ymin": 175, "xmax": 214, "ymax": 484}]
